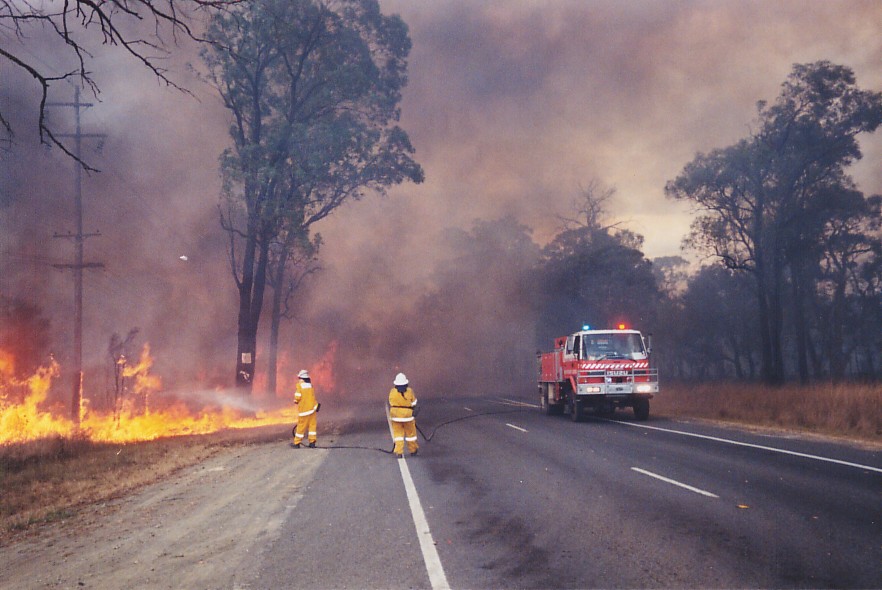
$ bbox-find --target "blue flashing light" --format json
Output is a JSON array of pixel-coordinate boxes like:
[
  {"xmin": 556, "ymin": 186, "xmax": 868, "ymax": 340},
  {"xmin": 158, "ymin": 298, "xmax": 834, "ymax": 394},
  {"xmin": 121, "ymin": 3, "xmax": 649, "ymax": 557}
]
[{"xmin": 582, "ymin": 324, "xmax": 591, "ymax": 331}]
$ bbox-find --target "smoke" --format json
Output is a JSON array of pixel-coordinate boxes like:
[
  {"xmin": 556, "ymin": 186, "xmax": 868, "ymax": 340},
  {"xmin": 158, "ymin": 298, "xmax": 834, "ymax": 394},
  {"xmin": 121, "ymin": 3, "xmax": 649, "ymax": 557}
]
[
  {"xmin": 166, "ymin": 388, "xmax": 269, "ymax": 414},
  {"xmin": 2, "ymin": 1, "xmax": 881, "ymax": 406}
]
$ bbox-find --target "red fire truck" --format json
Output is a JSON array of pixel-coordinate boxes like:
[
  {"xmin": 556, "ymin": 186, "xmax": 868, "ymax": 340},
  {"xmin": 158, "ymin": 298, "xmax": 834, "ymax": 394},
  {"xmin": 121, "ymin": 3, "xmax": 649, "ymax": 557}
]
[{"xmin": 538, "ymin": 324, "xmax": 658, "ymax": 421}]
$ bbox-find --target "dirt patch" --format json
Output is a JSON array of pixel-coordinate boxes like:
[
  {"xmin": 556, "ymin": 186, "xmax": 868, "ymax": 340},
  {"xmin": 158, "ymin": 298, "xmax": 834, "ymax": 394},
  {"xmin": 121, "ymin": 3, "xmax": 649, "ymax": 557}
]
[
  {"xmin": 0, "ymin": 433, "xmax": 327, "ymax": 589},
  {"xmin": 0, "ymin": 425, "xmax": 288, "ymax": 542}
]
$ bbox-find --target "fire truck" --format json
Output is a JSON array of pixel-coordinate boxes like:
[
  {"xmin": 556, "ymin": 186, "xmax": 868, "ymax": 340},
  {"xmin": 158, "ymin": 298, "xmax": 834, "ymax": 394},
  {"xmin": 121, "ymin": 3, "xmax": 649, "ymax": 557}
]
[{"xmin": 538, "ymin": 324, "xmax": 658, "ymax": 421}]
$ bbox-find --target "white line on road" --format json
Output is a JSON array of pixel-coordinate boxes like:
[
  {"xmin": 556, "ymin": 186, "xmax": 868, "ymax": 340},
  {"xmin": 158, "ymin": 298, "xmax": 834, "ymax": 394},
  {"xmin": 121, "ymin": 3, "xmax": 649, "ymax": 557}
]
[
  {"xmin": 631, "ymin": 467, "xmax": 719, "ymax": 498},
  {"xmin": 386, "ymin": 403, "xmax": 450, "ymax": 590},
  {"xmin": 397, "ymin": 458, "xmax": 451, "ymax": 590},
  {"xmin": 464, "ymin": 406, "xmax": 473, "ymax": 412},
  {"xmin": 497, "ymin": 398, "xmax": 539, "ymax": 408},
  {"xmin": 506, "ymin": 423, "xmax": 528, "ymax": 433},
  {"xmin": 616, "ymin": 421, "xmax": 882, "ymax": 474}
]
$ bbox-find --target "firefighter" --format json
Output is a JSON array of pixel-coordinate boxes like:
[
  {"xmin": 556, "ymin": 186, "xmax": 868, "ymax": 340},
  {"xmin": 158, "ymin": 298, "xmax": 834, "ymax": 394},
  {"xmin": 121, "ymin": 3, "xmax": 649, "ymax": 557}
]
[
  {"xmin": 293, "ymin": 369, "xmax": 319, "ymax": 448},
  {"xmin": 388, "ymin": 372, "xmax": 418, "ymax": 458}
]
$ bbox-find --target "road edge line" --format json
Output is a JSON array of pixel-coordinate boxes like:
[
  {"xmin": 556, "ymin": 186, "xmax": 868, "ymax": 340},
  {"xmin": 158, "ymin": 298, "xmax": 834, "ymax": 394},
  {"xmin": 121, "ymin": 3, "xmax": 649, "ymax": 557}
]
[
  {"xmin": 397, "ymin": 458, "xmax": 451, "ymax": 590},
  {"xmin": 615, "ymin": 421, "xmax": 882, "ymax": 474},
  {"xmin": 386, "ymin": 403, "xmax": 450, "ymax": 590}
]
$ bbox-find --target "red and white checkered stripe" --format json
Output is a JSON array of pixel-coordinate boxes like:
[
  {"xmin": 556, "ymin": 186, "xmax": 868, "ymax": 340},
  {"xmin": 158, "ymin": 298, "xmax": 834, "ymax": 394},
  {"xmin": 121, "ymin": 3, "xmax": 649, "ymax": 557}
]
[{"xmin": 579, "ymin": 361, "xmax": 650, "ymax": 370}]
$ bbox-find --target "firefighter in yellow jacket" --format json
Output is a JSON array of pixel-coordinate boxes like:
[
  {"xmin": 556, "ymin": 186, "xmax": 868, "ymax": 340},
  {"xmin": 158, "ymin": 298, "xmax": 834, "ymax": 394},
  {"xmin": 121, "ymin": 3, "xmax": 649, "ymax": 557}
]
[
  {"xmin": 388, "ymin": 372, "xmax": 418, "ymax": 458},
  {"xmin": 293, "ymin": 369, "xmax": 318, "ymax": 448}
]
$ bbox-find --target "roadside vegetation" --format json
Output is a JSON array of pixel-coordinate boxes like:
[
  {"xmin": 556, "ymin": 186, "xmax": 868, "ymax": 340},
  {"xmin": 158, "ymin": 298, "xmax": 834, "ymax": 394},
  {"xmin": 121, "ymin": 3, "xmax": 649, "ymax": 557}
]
[{"xmin": 654, "ymin": 381, "xmax": 882, "ymax": 444}]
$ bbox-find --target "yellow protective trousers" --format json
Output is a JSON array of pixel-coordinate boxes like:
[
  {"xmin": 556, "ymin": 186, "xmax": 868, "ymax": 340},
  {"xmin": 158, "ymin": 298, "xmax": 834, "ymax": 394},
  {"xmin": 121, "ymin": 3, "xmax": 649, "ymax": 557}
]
[
  {"xmin": 391, "ymin": 418, "xmax": 418, "ymax": 455},
  {"xmin": 294, "ymin": 410, "xmax": 317, "ymax": 445}
]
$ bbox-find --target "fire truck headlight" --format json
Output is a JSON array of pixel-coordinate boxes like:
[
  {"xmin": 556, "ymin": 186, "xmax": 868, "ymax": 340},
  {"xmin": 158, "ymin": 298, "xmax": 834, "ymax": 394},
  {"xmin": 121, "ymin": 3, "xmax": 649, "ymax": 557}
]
[{"xmin": 636, "ymin": 384, "xmax": 652, "ymax": 393}]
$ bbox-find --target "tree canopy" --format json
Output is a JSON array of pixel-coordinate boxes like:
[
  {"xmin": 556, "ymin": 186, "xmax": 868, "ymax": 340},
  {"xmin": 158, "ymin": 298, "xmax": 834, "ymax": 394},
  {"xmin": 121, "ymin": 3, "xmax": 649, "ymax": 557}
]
[
  {"xmin": 200, "ymin": 0, "xmax": 424, "ymax": 391},
  {"xmin": 666, "ymin": 61, "xmax": 882, "ymax": 383}
]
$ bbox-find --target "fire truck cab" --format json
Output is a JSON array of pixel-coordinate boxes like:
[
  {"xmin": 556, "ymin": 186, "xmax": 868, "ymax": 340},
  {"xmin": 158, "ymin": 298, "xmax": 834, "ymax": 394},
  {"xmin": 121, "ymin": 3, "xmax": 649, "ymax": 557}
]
[{"xmin": 538, "ymin": 326, "xmax": 658, "ymax": 421}]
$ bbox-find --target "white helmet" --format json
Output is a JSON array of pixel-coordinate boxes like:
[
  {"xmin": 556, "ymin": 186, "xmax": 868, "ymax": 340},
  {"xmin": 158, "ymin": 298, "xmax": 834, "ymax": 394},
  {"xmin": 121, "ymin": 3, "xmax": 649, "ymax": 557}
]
[
  {"xmin": 297, "ymin": 369, "xmax": 310, "ymax": 379},
  {"xmin": 393, "ymin": 372, "xmax": 409, "ymax": 386}
]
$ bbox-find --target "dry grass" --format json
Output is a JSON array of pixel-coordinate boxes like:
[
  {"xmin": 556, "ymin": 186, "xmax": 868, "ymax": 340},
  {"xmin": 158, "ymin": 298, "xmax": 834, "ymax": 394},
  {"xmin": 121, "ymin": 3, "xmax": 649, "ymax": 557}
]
[
  {"xmin": 653, "ymin": 381, "xmax": 882, "ymax": 444},
  {"xmin": 0, "ymin": 425, "xmax": 286, "ymax": 543}
]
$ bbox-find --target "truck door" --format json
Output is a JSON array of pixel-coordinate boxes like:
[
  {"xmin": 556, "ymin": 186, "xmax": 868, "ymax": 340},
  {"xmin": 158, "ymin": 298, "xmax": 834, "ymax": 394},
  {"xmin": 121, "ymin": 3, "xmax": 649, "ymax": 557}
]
[{"xmin": 565, "ymin": 335, "xmax": 576, "ymax": 360}]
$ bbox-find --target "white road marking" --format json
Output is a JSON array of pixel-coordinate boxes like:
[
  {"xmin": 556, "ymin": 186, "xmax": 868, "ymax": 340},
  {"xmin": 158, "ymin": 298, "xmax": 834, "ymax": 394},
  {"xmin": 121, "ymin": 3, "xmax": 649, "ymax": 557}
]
[
  {"xmin": 506, "ymin": 423, "xmax": 528, "ymax": 433},
  {"xmin": 464, "ymin": 406, "xmax": 473, "ymax": 412},
  {"xmin": 631, "ymin": 467, "xmax": 719, "ymax": 498},
  {"xmin": 616, "ymin": 421, "xmax": 882, "ymax": 474},
  {"xmin": 385, "ymin": 403, "xmax": 450, "ymax": 590},
  {"xmin": 497, "ymin": 398, "xmax": 539, "ymax": 408},
  {"xmin": 397, "ymin": 458, "xmax": 451, "ymax": 590}
]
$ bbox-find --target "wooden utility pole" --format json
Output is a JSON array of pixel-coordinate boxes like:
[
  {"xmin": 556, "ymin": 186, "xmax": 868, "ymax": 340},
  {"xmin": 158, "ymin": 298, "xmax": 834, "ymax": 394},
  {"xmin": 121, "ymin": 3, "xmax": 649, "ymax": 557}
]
[{"xmin": 49, "ymin": 87, "xmax": 105, "ymax": 425}]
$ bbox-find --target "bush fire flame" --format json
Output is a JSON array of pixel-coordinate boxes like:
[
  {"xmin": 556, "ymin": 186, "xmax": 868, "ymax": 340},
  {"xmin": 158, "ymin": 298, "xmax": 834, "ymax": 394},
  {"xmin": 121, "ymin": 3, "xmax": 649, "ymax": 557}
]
[{"xmin": 0, "ymin": 345, "xmax": 300, "ymax": 445}]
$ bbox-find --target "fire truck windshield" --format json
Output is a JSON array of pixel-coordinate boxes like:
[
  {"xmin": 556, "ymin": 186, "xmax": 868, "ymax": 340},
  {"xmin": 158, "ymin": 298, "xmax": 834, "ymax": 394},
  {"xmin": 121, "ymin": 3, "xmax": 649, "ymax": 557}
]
[{"xmin": 582, "ymin": 333, "xmax": 646, "ymax": 360}]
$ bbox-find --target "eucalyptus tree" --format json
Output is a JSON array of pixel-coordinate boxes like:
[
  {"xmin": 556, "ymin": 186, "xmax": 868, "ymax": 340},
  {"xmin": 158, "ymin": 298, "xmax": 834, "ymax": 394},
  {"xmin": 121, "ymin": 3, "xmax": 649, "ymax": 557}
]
[
  {"xmin": 815, "ymin": 192, "xmax": 881, "ymax": 380},
  {"xmin": 666, "ymin": 61, "xmax": 882, "ymax": 384},
  {"xmin": 265, "ymin": 229, "xmax": 320, "ymax": 396},
  {"xmin": 536, "ymin": 186, "xmax": 661, "ymax": 347},
  {"xmin": 202, "ymin": 0, "xmax": 423, "ymax": 392}
]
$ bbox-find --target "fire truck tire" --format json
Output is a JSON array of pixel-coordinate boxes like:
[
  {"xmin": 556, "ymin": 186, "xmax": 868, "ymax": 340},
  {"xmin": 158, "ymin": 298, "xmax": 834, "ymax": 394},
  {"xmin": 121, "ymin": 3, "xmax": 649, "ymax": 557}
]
[
  {"xmin": 541, "ymin": 386, "xmax": 562, "ymax": 416},
  {"xmin": 633, "ymin": 398, "xmax": 650, "ymax": 421},
  {"xmin": 571, "ymin": 398, "xmax": 584, "ymax": 422}
]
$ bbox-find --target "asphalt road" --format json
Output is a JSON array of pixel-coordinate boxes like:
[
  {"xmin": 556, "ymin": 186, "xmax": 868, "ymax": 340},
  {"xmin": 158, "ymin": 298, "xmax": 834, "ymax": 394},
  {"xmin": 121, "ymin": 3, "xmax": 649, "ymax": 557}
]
[
  {"xmin": 257, "ymin": 394, "xmax": 882, "ymax": 589},
  {"xmin": 3, "ymin": 394, "xmax": 878, "ymax": 589}
]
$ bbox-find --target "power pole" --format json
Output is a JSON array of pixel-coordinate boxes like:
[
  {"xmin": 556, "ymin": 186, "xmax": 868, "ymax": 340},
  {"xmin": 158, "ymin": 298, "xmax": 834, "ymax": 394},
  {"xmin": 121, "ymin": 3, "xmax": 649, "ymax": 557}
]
[{"xmin": 48, "ymin": 87, "xmax": 105, "ymax": 426}]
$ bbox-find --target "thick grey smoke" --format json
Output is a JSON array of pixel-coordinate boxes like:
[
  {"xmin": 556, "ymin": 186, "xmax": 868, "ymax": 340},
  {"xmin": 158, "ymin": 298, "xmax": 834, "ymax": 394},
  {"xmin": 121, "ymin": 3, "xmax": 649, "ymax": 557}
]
[{"xmin": 2, "ymin": 1, "xmax": 881, "ymax": 406}]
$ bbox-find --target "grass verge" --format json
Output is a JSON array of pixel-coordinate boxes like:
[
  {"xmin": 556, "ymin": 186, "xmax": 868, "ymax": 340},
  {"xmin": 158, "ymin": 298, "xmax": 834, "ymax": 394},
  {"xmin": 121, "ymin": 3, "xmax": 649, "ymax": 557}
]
[{"xmin": 653, "ymin": 381, "xmax": 882, "ymax": 445}]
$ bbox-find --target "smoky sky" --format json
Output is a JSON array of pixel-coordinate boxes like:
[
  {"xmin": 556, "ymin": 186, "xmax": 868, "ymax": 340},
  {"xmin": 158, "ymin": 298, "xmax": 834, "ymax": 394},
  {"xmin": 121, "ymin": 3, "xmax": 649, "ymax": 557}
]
[{"xmin": 2, "ymin": 1, "xmax": 881, "ymax": 401}]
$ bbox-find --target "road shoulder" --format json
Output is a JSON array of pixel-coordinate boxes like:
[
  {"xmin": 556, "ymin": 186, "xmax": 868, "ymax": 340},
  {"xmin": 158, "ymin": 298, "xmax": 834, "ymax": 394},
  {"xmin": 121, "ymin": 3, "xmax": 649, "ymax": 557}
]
[{"xmin": 0, "ymin": 440, "xmax": 327, "ymax": 588}]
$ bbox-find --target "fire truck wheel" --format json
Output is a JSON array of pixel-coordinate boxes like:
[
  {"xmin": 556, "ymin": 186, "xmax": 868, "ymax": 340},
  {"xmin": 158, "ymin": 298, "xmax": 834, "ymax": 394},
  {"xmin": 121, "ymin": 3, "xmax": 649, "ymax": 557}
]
[
  {"xmin": 540, "ymin": 388, "xmax": 553, "ymax": 416},
  {"xmin": 571, "ymin": 399, "xmax": 584, "ymax": 422},
  {"xmin": 633, "ymin": 398, "xmax": 650, "ymax": 421}
]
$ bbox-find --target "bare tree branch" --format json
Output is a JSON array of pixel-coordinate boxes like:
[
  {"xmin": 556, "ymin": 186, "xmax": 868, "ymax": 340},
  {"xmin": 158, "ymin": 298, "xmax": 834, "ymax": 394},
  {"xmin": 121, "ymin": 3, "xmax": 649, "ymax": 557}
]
[{"xmin": 0, "ymin": 0, "xmax": 242, "ymax": 167}]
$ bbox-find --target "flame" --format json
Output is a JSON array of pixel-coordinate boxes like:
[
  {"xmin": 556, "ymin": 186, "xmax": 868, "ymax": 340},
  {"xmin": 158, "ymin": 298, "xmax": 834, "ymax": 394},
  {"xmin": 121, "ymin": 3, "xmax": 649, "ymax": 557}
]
[
  {"xmin": 122, "ymin": 343, "xmax": 162, "ymax": 400},
  {"xmin": 308, "ymin": 340, "xmax": 337, "ymax": 393},
  {"xmin": 0, "ymin": 355, "xmax": 73, "ymax": 441},
  {"xmin": 0, "ymin": 345, "xmax": 298, "ymax": 445},
  {"xmin": 0, "ymin": 348, "xmax": 15, "ymax": 376}
]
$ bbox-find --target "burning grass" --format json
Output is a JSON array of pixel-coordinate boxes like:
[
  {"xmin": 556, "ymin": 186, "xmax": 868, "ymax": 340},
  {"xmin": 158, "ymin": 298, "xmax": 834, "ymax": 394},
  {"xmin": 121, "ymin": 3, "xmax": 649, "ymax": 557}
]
[
  {"xmin": 0, "ymin": 345, "xmax": 305, "ymax": 540},
  {"xmin": 0, "ymin": 345, "xmax": 300, "ymax": 446},
  {"xmin": 654, "ymin": 381, "xmax": 882, "ymax": 444}
]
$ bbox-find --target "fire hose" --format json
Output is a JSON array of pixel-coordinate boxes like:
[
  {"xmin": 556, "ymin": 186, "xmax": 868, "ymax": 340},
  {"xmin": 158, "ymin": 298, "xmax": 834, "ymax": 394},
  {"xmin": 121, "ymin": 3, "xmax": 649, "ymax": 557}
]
[{"xmin": 297, "ymin": 405, "xmax": 532, "ymax": 454}]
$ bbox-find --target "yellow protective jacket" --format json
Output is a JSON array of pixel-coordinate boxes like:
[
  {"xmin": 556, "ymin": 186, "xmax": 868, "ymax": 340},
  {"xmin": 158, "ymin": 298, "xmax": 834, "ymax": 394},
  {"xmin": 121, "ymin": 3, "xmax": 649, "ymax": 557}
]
[
  {"xmin": 388, "ymin": 386, "xmax": 417, "ymax": 422},
  {"xmin": 295, "ymin": 381, "xmax": 318, "ymax": 416}
]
